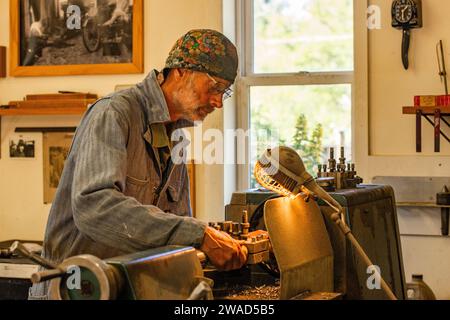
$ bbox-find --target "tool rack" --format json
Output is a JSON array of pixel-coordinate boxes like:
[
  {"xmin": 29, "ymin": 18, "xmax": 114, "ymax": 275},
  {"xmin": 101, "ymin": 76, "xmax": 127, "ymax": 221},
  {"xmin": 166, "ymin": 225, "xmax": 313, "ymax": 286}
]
[{"xmin": 402, "ymin": 106, "xmax": 450, "ymax": 152}]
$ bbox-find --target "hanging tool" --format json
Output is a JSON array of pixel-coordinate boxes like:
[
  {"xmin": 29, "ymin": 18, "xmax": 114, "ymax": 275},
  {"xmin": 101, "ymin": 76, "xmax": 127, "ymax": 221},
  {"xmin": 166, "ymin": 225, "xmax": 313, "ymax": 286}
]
[{"xmin": 437, "ymin": 40, "xmax": 449, "ymax": 95}]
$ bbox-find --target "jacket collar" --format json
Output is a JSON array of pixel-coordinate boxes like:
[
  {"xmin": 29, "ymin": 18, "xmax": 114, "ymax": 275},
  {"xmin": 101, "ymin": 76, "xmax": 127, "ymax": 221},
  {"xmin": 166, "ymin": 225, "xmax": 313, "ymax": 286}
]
[
  {"xmin": 135, "ymin": 70, "xmax": 171, "ymax": 125},
  {"xmin": 135, "ymin": 70, "xmax": 195, "ymax": 130}
]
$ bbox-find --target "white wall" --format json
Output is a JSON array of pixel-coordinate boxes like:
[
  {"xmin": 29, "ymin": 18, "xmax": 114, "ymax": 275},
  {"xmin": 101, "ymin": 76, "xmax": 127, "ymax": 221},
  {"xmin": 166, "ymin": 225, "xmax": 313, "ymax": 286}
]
[
  {"xmin": 0, "ymin": 0, "xmax": 224, "ymax": 241},
  {"xmin": 354, "ymin": 0, "xmax": 450, "ymax": 299}
]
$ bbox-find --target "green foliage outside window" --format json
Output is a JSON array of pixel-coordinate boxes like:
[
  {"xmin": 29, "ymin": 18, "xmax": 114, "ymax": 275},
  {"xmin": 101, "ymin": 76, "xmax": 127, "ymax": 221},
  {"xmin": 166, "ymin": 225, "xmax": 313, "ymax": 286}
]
[
  {"xmin": 292, "ymin": 114, "xmax": 324, "ymax": 174},
  {"xmin": 250, "ymin": 0, "xmax": 353, "ymax": 188}
]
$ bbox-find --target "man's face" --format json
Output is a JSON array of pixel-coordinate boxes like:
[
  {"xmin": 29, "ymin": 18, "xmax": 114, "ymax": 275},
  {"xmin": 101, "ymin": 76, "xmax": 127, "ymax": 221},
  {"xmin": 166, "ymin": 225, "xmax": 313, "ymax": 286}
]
[{"xmin": 170, "ymin": 69, "xmax": 232, "ymax": 122}]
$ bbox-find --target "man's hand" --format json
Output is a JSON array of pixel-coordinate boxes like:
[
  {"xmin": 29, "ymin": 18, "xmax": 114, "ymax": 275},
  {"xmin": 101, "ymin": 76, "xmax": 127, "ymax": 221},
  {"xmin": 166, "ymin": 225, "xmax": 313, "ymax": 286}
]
[{"xmin": 199, "ymin": 227, "xmax": 248, "ymax": 271}]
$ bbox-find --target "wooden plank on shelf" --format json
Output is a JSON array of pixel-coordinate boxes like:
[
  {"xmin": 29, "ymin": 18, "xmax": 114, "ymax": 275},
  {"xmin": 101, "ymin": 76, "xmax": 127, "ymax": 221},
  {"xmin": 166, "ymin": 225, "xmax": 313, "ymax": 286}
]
[
  {"xmin": 9, "ymin": 99, "xmax": 97, "ymax": 109},
  {"xmin": 397, "ymin": 202, "xmax": 450, "ymax": 208},
  {"xmin": 0, "ymin": 107, "xmax": 88, "ymax": 116},
  {"xmin": 403, "ymin": 106, "xmax": 450, "ymax": 115},
  {"xmin": 15, "ymin": 127, "xmax": 77, "ymax": 133},
  {"xmin": 25, "ymin": 93, "xmax": 98, "ymax": 101}
]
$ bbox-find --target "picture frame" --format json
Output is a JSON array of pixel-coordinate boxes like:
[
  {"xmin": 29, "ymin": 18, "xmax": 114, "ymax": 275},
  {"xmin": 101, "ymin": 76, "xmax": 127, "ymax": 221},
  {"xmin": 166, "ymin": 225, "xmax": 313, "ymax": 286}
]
[
  {"xmin": 43, "ymin": 132, "xmax": 74, "ymax": 204},
  {"xmin": 9, "ymin": 135, "xmax": 36, "ymax": 158},
  {"xmin": 9, "ymin": 0, "xmax": 143, "ymax": 77}
]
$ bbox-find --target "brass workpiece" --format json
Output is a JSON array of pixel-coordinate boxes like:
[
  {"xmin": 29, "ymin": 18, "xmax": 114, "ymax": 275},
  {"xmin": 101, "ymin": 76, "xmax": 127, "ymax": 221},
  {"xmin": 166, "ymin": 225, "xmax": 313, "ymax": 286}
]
[{"xmin": 208, "ymin": 210, "xmax": 271, "ymax": 265}]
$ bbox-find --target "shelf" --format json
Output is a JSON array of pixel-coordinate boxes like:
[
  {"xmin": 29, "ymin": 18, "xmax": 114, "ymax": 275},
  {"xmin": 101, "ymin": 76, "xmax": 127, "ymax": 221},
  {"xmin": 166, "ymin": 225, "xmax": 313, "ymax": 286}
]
[
  {"xmin": 402, "ymin": 106, "xmax": 450, "ymax": 153},
  {"xmin": 397, "ymin": 202, "xmax": 450, "ymax": 208},
  {"xmin": 0, "ymin": 106, "xmax": 88, "ymax": 159},
  {"xmin": 0, "ymin": 107, "xmax": 88, "ymax": 116},
  {"xmin": 403, "ymin": 106, "xmax": 450, "ymax": 115},
  {"xmin": 397, "ymin": 201, "xmax": 450, "ymax": 236}
]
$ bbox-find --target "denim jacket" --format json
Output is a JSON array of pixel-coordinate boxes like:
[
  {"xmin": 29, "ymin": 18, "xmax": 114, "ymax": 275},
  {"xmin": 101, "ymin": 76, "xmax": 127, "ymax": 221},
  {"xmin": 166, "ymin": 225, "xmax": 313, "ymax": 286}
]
[{"xmin": 29, "ymin": 70, "xmax": 206, "ymax": 299}]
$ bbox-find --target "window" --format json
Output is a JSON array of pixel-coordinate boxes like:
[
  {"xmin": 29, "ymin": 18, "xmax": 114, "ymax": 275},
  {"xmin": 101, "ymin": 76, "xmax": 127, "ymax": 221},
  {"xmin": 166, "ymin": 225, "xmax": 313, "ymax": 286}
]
[{"xmin": 237, "ymin": 0, "xmax": 354, "ymax": 189}]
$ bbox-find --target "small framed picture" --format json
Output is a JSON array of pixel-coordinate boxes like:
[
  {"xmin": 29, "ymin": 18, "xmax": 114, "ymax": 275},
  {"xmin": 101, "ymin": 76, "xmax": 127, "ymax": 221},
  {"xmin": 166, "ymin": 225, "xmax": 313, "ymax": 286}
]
[
  {"xmin": 9, "ymin": 137, "xmax": 35, "ymax": 158},
  {"xmin": 43, "ymin": 132, "xmax": 74, "ymax": 204}
]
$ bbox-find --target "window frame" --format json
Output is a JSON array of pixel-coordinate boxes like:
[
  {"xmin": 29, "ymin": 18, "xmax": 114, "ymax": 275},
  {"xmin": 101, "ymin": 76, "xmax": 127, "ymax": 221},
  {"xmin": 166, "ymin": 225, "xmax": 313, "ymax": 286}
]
[{"xmin": 236, "ymin": 0, "xmax": 355, "ymax": 190}]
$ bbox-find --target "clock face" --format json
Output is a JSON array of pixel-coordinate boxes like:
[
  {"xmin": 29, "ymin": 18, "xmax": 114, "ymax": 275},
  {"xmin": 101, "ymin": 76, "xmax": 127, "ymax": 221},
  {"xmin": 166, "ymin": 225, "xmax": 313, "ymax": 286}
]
[{"xmin": 394, "ymin": 0, "xmax": 415, "ymax": 23}]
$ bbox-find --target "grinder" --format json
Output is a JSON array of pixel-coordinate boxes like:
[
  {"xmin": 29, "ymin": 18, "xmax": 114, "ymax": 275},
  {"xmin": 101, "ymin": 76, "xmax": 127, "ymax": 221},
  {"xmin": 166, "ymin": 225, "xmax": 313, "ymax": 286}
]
[{"xmin": 437, "ymin": 185, "xmax": 450, "ymax": 236}]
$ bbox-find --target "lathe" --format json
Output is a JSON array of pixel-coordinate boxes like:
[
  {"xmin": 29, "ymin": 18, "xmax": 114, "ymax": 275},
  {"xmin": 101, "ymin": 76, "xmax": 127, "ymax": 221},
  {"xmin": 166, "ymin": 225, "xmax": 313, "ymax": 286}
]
[
  {"xmin": 2, "ymin": 148, "xmax": 406, "ymax": 300},
  {"xmin": 7, "ymin": 228, "xmax": 274, "ymax": 300}
]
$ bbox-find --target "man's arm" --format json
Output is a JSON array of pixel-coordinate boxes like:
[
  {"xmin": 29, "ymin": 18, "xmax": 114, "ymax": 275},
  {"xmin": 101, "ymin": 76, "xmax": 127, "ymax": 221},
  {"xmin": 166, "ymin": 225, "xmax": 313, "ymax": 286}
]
[{"xmin": 71, "ymin": 108, "xmax": 206, "ymax": 253}]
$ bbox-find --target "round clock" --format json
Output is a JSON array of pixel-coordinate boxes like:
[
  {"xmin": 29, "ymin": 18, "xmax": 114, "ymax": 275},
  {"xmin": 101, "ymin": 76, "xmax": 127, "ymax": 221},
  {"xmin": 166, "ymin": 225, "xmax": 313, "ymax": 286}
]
[{"xmin": 393, "ymin": 0, "xmax": 414, "ymax": 24}]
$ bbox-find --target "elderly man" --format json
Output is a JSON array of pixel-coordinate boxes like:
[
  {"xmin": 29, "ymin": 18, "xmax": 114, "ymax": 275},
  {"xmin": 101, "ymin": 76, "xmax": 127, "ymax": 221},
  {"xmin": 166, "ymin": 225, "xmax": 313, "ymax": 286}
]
[{"xmin": 29, "ymin": 29, "xmax": 247, "ymax": 300}]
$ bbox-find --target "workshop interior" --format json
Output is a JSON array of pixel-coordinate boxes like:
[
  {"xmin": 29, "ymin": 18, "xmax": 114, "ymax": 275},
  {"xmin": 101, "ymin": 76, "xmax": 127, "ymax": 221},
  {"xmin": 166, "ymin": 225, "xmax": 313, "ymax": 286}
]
[{"xmin": 0, "ymin": 0, "xmax": 449, "ymax": 301}]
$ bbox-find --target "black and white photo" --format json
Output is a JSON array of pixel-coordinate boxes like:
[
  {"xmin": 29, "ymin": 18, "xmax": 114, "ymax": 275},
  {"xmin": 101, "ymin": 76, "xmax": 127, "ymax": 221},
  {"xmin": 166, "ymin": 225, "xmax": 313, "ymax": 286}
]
[
  {"xmin": 10, "ymin": 0, "xmax": 143, "ymax": 76},
  {"xmin": 9, "ymin": 138, "xmax": 35, "ymax": 158}
]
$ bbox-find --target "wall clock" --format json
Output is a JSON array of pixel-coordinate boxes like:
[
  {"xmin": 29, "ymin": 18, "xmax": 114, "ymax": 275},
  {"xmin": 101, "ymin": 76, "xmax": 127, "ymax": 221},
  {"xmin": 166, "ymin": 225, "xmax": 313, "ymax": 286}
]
[{"xmin": 392, "ymin": 0, "xmax": 423, "ymax": 70}]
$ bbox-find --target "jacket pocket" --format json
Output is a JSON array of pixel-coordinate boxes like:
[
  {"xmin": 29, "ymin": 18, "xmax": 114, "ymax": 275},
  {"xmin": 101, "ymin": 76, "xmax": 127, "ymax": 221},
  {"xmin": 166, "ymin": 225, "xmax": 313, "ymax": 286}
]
[
  {"xmin": 125, "ymin": 175, "xmax": 150, "ymax": 204},
  {"xmin": 126, "ymin": 175, "xmax": 149, "ymax": 186}
]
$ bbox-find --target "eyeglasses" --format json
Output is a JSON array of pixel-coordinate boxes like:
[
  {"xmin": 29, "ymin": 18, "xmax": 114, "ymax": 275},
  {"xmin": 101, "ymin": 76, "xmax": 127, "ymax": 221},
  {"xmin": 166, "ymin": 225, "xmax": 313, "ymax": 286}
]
[{"xmin": 205, "ymin": 73, "xmax": 233, "ymax": 101}]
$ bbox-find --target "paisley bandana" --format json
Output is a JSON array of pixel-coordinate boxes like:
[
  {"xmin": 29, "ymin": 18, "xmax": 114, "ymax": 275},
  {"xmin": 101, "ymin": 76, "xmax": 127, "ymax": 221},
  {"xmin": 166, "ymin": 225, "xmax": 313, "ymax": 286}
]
[{"xmin": 165, "ymin": 29, "xmax": 238, "ymax": 84}]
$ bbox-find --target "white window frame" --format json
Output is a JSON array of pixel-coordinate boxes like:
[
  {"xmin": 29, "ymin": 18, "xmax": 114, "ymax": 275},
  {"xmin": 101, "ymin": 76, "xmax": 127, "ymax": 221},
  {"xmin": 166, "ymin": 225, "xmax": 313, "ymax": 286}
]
[{"xmin": 235, "ymin": 0, "xmax": 356, "ymax": 190}]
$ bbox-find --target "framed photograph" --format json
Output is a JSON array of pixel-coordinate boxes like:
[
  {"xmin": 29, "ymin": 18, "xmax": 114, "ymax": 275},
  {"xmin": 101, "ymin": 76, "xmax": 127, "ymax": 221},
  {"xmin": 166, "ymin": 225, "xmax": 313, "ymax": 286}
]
[
  {"xmin": 9, "ymin": 136, "xmax": 35, "ymax": 158},
  {"xmin": 9, "ymin": 0, "xmax": 143, "ymax": 77},
  {"xmin": 43, "ymin": 132, "xmax": 74, "ymax": 204}
]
